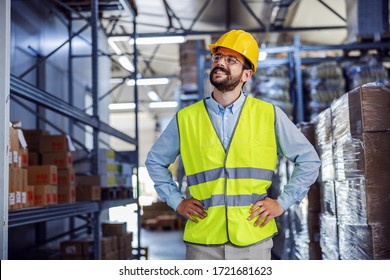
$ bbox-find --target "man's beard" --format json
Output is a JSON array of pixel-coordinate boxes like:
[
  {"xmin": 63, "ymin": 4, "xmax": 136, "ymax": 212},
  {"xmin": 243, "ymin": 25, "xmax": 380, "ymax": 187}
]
[{"xmin": 209, "ymin": 66, "xmax": 242, "ymax": 93}]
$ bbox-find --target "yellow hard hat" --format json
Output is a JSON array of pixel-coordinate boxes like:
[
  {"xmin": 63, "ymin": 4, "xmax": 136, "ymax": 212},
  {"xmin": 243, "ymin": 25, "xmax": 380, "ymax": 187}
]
[{"xmin": 209, "ymin": 29, "xmax": 259, "ymax": 72}]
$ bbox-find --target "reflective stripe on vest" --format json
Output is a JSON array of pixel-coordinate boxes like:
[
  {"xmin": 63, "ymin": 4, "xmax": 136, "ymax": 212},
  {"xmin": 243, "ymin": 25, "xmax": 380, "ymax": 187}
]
[
  {"xmin": 177, "ymin": 96, "xmax": 278, "ymax": 246},
  {"xmin": 187, "ymin": 167, "xmax": 274, "ymax": 186}
]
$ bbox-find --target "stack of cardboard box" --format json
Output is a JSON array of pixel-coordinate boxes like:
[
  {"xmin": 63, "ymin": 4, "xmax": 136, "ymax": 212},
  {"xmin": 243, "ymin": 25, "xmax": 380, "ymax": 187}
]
[
  {"xmin": 40, "ymin": 135, "xmax": 76, "ymax": 204},
  {"xmin": 314, "ymin": 84, "xmax": 390, "ymax": 259},
  {"xmin": 101, "ymin": 221, "xmax": 133, "ymax": 260},
  {"xmin": 22, "ymin": 130, "xmax": 77, "ymax": 206},
  {"xmin": 8, "ymin": 123, "xmax": 33, "ymax": 210},
  {"xmin": 314, "ymin": 108, "xmax": 339, "ymax": 260},
  {"xmin": 60, "ymin": 238, "xmax": 94, "ymax": 260}
]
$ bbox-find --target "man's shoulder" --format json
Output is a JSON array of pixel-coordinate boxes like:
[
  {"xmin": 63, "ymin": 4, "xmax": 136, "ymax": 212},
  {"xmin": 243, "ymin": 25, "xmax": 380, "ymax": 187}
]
[
  {"xmin": 179, "ymin": 99, "xmax": 205, "ymax": 112},
  {"xmin": 246, "ymin": 96, "xmax": 275, "ymax": 108}
]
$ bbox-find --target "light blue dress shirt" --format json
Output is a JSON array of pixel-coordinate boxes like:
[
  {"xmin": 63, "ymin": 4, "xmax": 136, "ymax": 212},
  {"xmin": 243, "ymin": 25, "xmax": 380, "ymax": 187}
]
[{"xmin": 145, "ymin": 92, "xmax": 321, "ymax": 212}]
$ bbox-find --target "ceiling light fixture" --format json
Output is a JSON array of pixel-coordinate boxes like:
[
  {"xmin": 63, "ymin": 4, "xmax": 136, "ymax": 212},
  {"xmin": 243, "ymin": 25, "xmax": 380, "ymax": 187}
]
[
  {"xmin": 147, "ymin": 90, "xmax": 161, "ymax": 101},
  {"xmin": 259, "ymin": 51, "xmax": 268, "ymax": 61},
  {"xmin": 118, "ymin": 56, "xmax": 135, "ymax": 72},
  {"xmin": 109, "ymin": 102, "xmax": 136, "ymax": 110},
  {"xmin": 259, "ymin": 43, "xmax": 268, "ymax": 61},
  {"xmin": 108, "ymin": 101, "xmax": 178, "ymax": 111},
  {"xmin": 129, "ymin": 36, "xmax": 186, "ymax": 45},
  {"xmin": 149, "ymin": 101, "xmax": 178, "ymax": 109},
  {"xmin": 108, "ymin": 37, "xmax": 127, "ymax": 55},
  {"xmin": 126, "ymin": 77, "xmax": 169, "ymax": 86}
]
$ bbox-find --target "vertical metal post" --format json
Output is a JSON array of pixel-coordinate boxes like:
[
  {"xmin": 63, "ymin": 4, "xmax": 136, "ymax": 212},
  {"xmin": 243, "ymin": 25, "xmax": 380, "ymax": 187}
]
[
  {"xmin": 133, "ymin": 16, "xmax": 141, "ymax": 260},
  {"xmin": 91, "ymin": 0, "xmax": 99, "ymax": 172},
  {"xmin": 293, "ymin": 34, "xmax": 304, "ymax": 123},
  {"xmin": 196, "ymin": 40, "xmax": 204, "ymax": 100},
  {"xmin": 68, "ymin": 18, "xmax": 74, "ymax": 137},
  {"xmin": 91, "ymin": 0, "xmax": 100, "ymax": 260},
  {"xmin": 0, "ymin": 0, "xmax": 10, "ymax": 260},
  {"xmin": 67, "ymin": 16, "xmax": 76, "ymax": 239}
]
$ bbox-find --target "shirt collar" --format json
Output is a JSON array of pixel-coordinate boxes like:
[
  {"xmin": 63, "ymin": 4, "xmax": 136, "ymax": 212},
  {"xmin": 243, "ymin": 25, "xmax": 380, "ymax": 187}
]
[{"xmin": 206, "ymin": 91, "xmax": 246, "ymax": 115}]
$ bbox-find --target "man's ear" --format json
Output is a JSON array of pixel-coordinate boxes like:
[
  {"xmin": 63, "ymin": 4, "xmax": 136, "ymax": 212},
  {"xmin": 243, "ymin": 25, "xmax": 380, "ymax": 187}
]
[{"xmin": 242, "ymin": 69, "xmax": 253, "ymax": 82}]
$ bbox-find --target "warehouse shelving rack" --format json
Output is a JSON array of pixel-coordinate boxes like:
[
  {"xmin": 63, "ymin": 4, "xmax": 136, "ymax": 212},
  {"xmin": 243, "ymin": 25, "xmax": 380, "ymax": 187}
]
[
  {"xmin": 1, "ymin": 0, "xmax": 142, "ymax": 260},
  {"xmin": 256, "ymin": 35, "xmax": 390, "ymax": 123}
]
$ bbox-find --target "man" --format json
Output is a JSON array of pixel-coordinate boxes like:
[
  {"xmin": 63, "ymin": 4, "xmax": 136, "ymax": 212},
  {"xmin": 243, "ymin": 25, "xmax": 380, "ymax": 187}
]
[{"xmin": 145, "ymin": 29, "xmax": 320, "ymax": 260}]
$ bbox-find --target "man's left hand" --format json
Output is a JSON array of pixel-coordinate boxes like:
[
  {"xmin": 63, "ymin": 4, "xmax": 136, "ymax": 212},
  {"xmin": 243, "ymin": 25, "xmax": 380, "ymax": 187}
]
[{"xmin": 247, "ymin": 197, "xmax": 285, "ymax": 227}]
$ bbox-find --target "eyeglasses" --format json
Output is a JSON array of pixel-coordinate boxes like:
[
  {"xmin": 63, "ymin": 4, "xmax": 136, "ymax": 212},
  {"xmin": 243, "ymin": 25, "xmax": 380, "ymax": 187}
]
[{"xmin": 211, "ymin": 53, "xmax": 247, "ymax": 68}]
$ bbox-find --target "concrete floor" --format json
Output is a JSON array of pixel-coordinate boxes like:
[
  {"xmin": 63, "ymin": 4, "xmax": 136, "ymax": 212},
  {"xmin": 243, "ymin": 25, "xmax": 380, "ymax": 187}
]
[{"xmin": 139, "ymin": 228, "xmax": 186, "ymax": 260}]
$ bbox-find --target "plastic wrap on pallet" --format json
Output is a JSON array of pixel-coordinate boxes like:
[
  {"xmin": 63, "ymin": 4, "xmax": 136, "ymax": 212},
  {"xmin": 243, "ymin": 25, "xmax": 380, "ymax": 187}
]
[
  {"xmin": 335, "ymin": 178, "xmax": 367, "ymax": 225},
  {"xmin": 320, "ymin": 180, "xmax": 336, "ymax": 216},
  {"xmin": 289, "ymin": 203, "xmax": 309, "ymax": 260},
  {"xmin": 319, "ymin": 213, "xmax": 339, "ymax": 260},
  {"xmin": 252, "ymin": 65, "xmax": 293, "ymax": 118},
  {"xmin": 338, "ymin": 224, "xmax": 374, "ymax": 260},
  {"xmin": 332, "ymin": 136, "xmax": 364, "ymax": 181},
  {"xmin": 314, "ymin": 108, "xmax": 334, "ymax": 182},
  {"xmin": 331, "ymin": 83, "xmax": 390, "ymax": 138},
  {"xmin": 304, "ymin": 61, "xmax": 345, "ymax": 120},
  {"xmin": 342, "ymin": 55, "xmax": 390, "ymax": 91},
  {"xmin": 331, "ymin": 93, "xmax": 365, "ymax": 181}
]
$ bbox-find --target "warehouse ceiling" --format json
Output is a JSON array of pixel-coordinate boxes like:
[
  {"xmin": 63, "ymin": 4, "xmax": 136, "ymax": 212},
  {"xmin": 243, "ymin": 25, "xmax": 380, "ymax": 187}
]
[{"xmin": 59, "ymin": 0, "xmax": 348, "ymax": 114}]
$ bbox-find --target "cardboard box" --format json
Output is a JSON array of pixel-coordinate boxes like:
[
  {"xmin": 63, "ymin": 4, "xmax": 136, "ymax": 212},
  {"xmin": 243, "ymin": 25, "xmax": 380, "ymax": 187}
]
[
  {"xmin": 19, "ymin": 148, "xmax": 28, "ymax": 168},
  {"xmin": 76, "ymin": 175, "xmax": 108, "ymax": 187},
  {"xmin": 34, "ymin": 185, "xmax": 53, "ymax": 206},
  {"xmin": 58, "ymin": 185, "xmax": 76, "ymax": 204},
  {"xmin": 101, "ymin": 237, "xmax": 113, "ymax": 255},
  {"xmin": 76, "ymin": 185, "xmax": 101, "ymax": 201},
  {"xmin": 60, "ymin": 239, "xmax": 94, "ymax": 259},
  {"xmin": 332, "ymin": 85, "xmax": 390, "ymax": 139},
  {"xmin": 21, "ymin": 168, "xmax": 27, "ymax": 187},
  {"xmin": 52, "ymin": 185, "xmax": 58, "ymax": 205},
  {"xmin": 22, "ymin": 129, "xmax": 49, "ymax": 152},
  {"xmin": 22, "ymin": 185, "xmax": 34, "ymax": 208},
  {"xmin": 9, "ymin": 126, "xmax": 19, "ymax": 152},
  {"xmin": 102, "ymin": 221, "xmax": 127, "ymax": 237},
  {"xmin": 338, "ymin": 224, "xmax": 390, "ymax": 260},
  {"xmin": 8, "ymin": 190, "xmax": 15, "ymax": 210},
  {"xmin": 39, "ymin": 134, "xmax": 73, "ymax": 153},
  {"xmin": 28, "ymin": 151, "xmax": 41, "ymax": 166},
  {"xmin": 57, "ymin": 168, "xmax": 75, "ymax": 186},
  {"xmin": 42, "ymin": 152, "xmax": 73, "ymax": 169},
  {"xmin": 28, "ymin": 165, "xmax": 57, "ymax": 185},
  {"xmin": 9, "ymin": 124, "xmax": 28, "ymax": 167},
  {"xmin": 118, "ymin": 233, "xmax": 133, "ymax": 250},
  {"xmin": 9, "ymin": 167, "xmax": 23, "ymax": 188}
]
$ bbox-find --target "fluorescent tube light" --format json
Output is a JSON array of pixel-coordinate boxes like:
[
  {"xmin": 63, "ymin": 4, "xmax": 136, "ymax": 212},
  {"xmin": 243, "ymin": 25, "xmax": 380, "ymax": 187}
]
[
  {"xmin": 108, "ymin": 37, "xmax": 127, "ymax": 55},
  {"xmin": 109, "ymin": 103, "xmax": 136, "ymax": 110},
  {"xmin": 259, "ymin": 51, "xmax": 268, "ymax": 61},
  {"xmin": 118, "ymin": 56, "xmax": 135, "ymax": 72},
  {"xmin": 147, "ymin": 90, "xmax": 161, "ymax": 101},
  {"xmin": 129, "ymin": 36, "xmax": 186, "ymax": 45},
  {"xmin": 126, "ymin": 78, "xmax": 169, "ymax": 86},
  {"xmin": 149, "ymin": 101, "xmax": 178, "ymax": 109}
]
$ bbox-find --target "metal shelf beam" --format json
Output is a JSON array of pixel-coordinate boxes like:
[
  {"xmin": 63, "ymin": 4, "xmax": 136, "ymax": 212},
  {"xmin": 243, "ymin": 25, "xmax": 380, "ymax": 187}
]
[
  {"xmin": 10, "ymin": 74, "xmax": 136, "ymax": 145},
  {"xmin": 8, "ymin": 198, "xmax": 136, "ymax": 228}
]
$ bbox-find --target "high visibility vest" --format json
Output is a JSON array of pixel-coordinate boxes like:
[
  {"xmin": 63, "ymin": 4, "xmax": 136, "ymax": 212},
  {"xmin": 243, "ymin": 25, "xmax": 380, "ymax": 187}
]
[{"xmin": 177, "ymin": 96, "xmax": 278, "ymax": 246}]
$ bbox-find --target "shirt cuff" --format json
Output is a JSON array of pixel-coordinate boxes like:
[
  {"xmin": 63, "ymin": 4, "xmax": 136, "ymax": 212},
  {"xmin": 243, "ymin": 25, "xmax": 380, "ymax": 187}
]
[
  {"xmin": 166, "ymin": 192, "xmax": 185, "ymax": 212},
  {"xmin": 276, "ymin": 194, "xmax": 295, "ymax": 211}
]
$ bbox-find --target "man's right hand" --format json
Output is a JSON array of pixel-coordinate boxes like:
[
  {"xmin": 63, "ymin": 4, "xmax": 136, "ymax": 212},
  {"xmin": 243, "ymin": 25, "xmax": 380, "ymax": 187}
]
[{"xmin": 176, "ymin": 198, "xmax": 207, "ymax": 223}]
